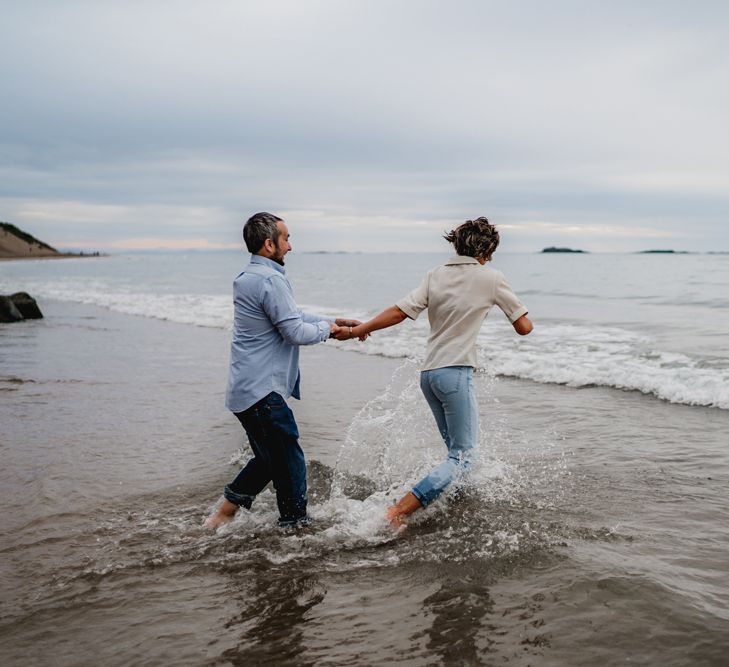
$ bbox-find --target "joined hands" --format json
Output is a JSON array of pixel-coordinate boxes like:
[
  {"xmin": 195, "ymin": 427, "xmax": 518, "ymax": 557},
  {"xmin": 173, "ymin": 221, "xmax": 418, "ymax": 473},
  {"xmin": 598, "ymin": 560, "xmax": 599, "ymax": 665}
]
[{"xmin": 330, "ymin": 318, "xmax": 369, "ymax": 341}]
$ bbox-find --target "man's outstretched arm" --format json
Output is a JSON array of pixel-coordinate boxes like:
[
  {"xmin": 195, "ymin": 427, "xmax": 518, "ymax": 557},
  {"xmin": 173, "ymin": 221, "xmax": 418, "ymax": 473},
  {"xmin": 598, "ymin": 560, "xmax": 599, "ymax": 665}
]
[
  {"xmin": 263, "ymin": 277, "xmax": 333, "ymax": 345},
  {"xmin": 299, "ymin": 310, "xmax": 364, "ymax": 334}
]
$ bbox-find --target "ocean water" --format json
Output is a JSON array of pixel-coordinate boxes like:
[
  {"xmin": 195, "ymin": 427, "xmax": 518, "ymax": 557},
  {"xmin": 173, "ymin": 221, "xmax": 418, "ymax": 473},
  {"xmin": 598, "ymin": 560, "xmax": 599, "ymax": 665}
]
[
  {"xmin": 1, "ymin": 251, "xmax": 728, "ymax": 665},
  {"xmin": 3, "ymin": 250, "xmax": 729, "ymax": 408}
]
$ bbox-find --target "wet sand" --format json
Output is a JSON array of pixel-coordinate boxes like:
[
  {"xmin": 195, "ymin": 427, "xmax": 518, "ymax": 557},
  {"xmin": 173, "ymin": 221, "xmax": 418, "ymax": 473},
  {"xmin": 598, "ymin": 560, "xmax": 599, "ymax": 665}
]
[{"xmin": 1, "ymin": 300, "xmax": 728, "ymax": 666}]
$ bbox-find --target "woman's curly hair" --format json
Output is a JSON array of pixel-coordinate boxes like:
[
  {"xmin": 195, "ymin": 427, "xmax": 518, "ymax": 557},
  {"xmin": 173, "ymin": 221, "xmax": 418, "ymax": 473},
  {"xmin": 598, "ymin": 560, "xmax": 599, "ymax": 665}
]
[{"xmin": 443, "ymin": 217, "xmax": 500, "ymax": 260}]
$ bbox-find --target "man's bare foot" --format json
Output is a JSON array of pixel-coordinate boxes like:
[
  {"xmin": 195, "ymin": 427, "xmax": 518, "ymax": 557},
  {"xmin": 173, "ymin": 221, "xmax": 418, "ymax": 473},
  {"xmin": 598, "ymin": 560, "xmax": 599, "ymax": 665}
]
[
  {"xmin": 203, "ymin": 499, "xmax": 238, "ymax": 529},
  {"xmin": 385, "ymin": 492, "xmax": 422, "ymax": 530}
]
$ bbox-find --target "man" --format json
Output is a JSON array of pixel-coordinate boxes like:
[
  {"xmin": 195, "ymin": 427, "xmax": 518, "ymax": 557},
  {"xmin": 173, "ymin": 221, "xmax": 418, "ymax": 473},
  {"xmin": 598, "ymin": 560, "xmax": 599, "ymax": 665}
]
[{"xmin": 204, "ymin": 212, "xmax": 362, "ymax": 529}]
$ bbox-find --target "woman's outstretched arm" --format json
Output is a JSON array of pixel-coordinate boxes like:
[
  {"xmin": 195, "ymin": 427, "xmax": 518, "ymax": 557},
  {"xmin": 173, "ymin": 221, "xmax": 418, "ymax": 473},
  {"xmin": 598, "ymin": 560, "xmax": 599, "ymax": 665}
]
[{"xmin": 332, "ymin": 305, "xmax": 408, "ymax": 340}]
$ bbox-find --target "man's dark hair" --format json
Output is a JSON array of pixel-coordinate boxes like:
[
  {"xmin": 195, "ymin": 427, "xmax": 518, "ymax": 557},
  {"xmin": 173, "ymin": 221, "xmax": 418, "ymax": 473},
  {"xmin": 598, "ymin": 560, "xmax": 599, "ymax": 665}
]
[
  {"xmin": 444, "ymin": 217, "xmax": 500, "ymax": 260},
  {"xmin": 243, "ymin": 212, "xmax": 283, "ymax": 253}
]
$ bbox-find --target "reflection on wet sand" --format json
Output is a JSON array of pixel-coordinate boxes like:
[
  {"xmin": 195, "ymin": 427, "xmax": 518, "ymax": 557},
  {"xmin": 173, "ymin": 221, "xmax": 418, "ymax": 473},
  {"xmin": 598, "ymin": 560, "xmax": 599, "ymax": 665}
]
[{"xmin": 218, "ymin": 567, "xmax": 325, "ymax": 667}]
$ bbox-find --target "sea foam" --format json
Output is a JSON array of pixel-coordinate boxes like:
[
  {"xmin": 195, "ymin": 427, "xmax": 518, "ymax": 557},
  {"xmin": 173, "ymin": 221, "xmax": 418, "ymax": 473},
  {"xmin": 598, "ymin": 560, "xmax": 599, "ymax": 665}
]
[
  {"xmin": 9, "ymin": 279, "xmax": 728, "ymax": 410},
  {"xmin": 347, "ymin": 318, "xmax": 729, "ymax": 410}
]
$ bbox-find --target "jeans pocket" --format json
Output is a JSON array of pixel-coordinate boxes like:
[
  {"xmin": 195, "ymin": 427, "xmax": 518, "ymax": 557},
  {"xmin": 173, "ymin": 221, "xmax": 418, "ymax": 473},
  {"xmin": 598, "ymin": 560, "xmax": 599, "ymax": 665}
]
[
  {"xmin": 431, "ymin": 369, "xmax": 464, "ymax": 396},
  {"xmin": 264, "ymin": 393, "xmax": 299, "ymax": 439},
  {"xmin": 265, "ymin": 392, "xmax": 285, "ymax": 407}
]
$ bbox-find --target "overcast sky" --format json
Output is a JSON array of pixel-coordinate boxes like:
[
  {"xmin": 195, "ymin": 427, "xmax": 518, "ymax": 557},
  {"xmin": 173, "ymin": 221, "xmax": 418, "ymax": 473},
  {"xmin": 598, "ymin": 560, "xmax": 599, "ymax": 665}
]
[{"xmin": 1, "ymin": 1, "xmax": 728, "ymax": 252}]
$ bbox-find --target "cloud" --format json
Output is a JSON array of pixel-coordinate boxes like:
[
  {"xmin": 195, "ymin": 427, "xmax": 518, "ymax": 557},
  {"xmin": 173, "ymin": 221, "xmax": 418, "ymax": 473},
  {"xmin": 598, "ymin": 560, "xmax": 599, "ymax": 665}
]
[
  {"xmin": 602, "ymin": 170, "xmax": 729, "ymax": 196},
  {"xmin": 82, "ymin": 237, "xmax": 238, "ymax": 251},
  {"xmin": 500, "ymin": 221, "xmax": 679, "ymax": 239},
  {"xmin": 1, "ymin": 1, "xmax": 728, "ymax": 251},
  {"xmin": 0, "ymin": 197, "xmax": 236, "ymax": 247}
]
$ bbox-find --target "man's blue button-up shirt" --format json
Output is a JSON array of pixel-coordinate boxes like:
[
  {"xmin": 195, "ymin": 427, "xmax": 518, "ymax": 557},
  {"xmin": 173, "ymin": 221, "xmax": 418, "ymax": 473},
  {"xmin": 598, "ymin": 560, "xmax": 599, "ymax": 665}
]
[{"xmin": 225, "ymin": 255, "xmax": 331, "ymax": 413}]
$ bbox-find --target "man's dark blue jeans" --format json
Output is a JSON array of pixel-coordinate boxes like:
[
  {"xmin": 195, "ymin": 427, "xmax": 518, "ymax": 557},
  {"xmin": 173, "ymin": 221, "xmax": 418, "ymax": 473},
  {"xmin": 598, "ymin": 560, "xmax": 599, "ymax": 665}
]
[{"xmin": 223, "ymin": 392, "xmax": 309, "ymax": 527}]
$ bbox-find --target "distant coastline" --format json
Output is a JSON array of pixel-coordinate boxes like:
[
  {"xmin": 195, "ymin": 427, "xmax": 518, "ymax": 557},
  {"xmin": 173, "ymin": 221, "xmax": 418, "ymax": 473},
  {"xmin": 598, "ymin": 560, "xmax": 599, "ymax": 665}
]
[
  {"xmin": 0, "ymin": 222, "xmax": 102, "ymax": 260},
  {"xmin": 302, "ymin": 250, "xmax": 362, "ymax": 255}
]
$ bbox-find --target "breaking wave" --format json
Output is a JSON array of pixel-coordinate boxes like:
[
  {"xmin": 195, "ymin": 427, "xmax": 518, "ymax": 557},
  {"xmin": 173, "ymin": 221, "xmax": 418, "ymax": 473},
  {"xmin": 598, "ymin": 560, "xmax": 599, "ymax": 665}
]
[{"xmin": 6, "ymin": 278, "xmax": 728, "ymax": 410}]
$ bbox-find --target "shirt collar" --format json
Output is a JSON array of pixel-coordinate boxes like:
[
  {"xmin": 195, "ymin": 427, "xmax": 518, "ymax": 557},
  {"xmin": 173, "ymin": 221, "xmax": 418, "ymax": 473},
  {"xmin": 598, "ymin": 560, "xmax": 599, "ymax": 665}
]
[
  {"xmin": 444, "ymin": 255, "xmax": 480, "ymax": 266},
  {"xmin": 250, "ymin": 254, "xmax": 286, "ymax": 274}
]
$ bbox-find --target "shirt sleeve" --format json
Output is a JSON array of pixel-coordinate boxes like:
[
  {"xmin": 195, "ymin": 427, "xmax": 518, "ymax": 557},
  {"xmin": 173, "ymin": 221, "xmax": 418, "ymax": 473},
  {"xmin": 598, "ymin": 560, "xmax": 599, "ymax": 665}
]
[
  {"xmin": 262, "ymin": 275, "xmax": 330, "ymax": 344},
  {"xmin": 395, "ymin": 272, "xmax": 430, "ymax": 320},
  {"xmin": 299, "ymin": 309, "xmax": 334, "ymax": 324},
  {"xmin": 494, "ymin": 271, "xmax": 528, "ymax": 323}
]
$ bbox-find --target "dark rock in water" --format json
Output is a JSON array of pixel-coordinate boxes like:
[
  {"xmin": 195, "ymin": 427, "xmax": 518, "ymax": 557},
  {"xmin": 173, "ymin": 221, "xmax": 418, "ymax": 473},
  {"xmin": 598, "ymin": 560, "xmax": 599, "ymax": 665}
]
[
  {"xmin": 0, "ymin": 292, "xmax": 43, "ymax": 322},
  {"xmin": 0, "ymin": 296, "xmax": 24, "ymax": 322},
  {"xmin": 10, "ymin": 292, "xmax": 43, "ymax": 319}
]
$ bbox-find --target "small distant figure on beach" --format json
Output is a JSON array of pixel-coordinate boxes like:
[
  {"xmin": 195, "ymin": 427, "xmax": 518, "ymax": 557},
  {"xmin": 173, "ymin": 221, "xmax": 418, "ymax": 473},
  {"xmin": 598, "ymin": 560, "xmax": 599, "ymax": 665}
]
[
  {"xmin": 204, "ymin": 212, "xmax": 365, "ymax": 529},
  {"xmin": 334, "ymin": 217, "xmax": 533, "ymax": 528}
]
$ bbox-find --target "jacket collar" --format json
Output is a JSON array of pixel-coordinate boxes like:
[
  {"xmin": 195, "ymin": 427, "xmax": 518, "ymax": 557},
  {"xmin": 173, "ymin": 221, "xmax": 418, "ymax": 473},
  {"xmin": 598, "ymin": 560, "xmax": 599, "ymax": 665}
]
[{"xmin": 444, "ymin": 255, "xmax": 480, "ymax": 266}]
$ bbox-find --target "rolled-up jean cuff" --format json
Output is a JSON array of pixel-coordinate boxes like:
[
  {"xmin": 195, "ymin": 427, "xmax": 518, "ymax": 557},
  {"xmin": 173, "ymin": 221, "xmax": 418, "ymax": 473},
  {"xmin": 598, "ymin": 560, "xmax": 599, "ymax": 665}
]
[
  {"xmin": 223, "ymin": 485, "xmax": 255, "ymax": 509},
  {"xmin": 278, "ymin": 515, "xmax": 312, "ymax": 528},
  {"xmin": 411, "ymin": 487, "xmax": 428, "ymax": 507}
]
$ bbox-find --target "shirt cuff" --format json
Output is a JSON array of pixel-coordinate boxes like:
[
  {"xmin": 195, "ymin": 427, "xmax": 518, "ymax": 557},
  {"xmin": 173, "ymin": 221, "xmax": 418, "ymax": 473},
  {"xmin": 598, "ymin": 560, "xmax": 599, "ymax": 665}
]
[
  {"xmin": 318, "ymin": 320, "xmax": 331, "ymax": 341},
  {"xmin": 508, "ymin": 306, "xmax": 528, "ymax": 323},
  {"xmin": 395, "ymin": 300, "xmax": 419, "ymax": 320}
]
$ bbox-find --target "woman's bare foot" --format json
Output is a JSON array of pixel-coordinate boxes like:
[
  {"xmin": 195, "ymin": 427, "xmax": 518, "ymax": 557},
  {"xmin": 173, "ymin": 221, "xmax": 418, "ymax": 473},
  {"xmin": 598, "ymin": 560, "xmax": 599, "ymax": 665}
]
[
  {"xmin": 385, "ymin": 506, "xmax": 407, "ymax": 530},
  {"xmin": 203, "ymin": 499, "xmax": 238, "ymax": 529},
  {"xmin": 385, "ymin": 492, "xmax": 422, "ymax": 530}
]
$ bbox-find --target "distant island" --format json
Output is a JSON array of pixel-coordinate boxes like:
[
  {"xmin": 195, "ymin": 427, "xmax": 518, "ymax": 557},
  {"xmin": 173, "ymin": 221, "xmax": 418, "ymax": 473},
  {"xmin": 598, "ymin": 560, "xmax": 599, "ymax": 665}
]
[
  {"xmin": 303, "ymin": 250, "xmax": 362, "ymax": 255},
  {"xmin": 638, "ymin": 249, "xmax": 690, "ymax": 254},
  {"xmin": 0, "ymin": 222, "xmax": 100, "ymax": 260},
  {"xmin": 541, "ymin": 246, "xmax": 587, "ymax": 253}
]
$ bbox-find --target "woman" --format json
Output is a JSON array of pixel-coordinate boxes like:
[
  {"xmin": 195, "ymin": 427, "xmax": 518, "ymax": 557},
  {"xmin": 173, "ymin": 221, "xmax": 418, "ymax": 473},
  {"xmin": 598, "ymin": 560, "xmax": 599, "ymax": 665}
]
[{"xmin": 340, "ymin": 217, "xmax": 533, "ymax": 528}]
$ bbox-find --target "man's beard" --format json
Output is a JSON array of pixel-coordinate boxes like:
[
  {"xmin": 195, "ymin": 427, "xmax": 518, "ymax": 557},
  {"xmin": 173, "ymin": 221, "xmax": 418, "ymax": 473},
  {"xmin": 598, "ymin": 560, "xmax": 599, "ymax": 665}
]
[{"xmin": 272, "ymin": 252, "xmax": 285, "ymax": 266}]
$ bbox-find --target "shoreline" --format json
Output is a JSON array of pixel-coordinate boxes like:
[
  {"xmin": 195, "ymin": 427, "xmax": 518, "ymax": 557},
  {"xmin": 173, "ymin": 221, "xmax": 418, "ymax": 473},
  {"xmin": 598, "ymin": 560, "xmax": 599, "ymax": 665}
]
[
  {"xmin": 0, "ymin": 253, "xmax": 108, "ymax": 261},
  {"xmin": 3, "ymin": 292, "xmax": 726, "ymax": 412}
]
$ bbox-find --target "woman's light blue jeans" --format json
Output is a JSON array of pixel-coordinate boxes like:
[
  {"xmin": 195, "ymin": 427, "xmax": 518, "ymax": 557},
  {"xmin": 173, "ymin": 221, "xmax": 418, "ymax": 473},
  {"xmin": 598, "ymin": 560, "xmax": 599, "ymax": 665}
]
[{"xmin": 412, "ymin": 366, "xmax": 477, "ymax": 507}]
